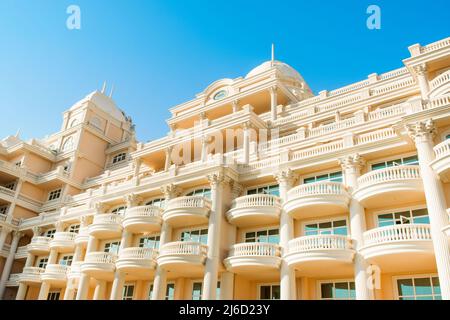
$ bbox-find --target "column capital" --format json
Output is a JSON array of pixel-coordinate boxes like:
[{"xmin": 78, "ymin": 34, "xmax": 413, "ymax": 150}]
[
  {"xmin": 124, "ymin": 193, "xmax": 142, "ymax": 207},
  {"xmin": 79, "ymin": 215, "xmax": 91, "ymax": 227},
  {"xmin": 269, "ymin": 85, "xmax": 277, "ymax": 94},
  {"xmin": 94, "ymin": 202, "xmax": 109, "ymax": 213},
  {"xmin": 230, "ymin": 180, "xmax": 244, "ymax": 199},
  {"xmin": 32, "ymin": 226, "xmax": 42, "ymax": 237},
  {"xmin": 274, "ymin": 169, "xmax": 298, "ymax": 186},
  {"xmin": 339, "ymin": 153, "xmax": 365, "ymax": 170},
  {"xmin": 207, "ymin": 172, "xmax": 227, "ymax": 188},
  {"xmin": 160, "ymin": 184, "xmax": 182, "ymax": 199},
  {"xmin": 406, "ymin": 119, "xmax": 436, "ymax": 143},
  {"xmin": 12, "ymin": 230, "xmax": 24, "ymax": 240},
  {"xmin": 413, "ymin": 63, "xmax": 427, "ymax": 76},
  {"xmin": 54, "ymin": 221, "xmax": 67, "ymax": 232},
  {"xmin": 0, "ymin": 225, "xmax": 13, "ymax": 234}
]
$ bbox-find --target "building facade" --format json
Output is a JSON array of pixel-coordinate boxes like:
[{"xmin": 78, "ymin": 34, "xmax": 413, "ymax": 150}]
[{"xmin": 0, "ymin": 37, "xmax": 450, "ymax": 300}]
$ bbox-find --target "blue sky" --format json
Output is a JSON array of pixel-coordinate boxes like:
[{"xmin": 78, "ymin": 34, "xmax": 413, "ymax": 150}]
[{"xmin": 0, "ymin": 0, "xmax": 449, "ymax": 142}]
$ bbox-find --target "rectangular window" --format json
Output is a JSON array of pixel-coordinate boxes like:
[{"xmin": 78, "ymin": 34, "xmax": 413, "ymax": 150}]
[
  {"xmin": 122, "ymin": 284, "xmax": 135, "ymax": 300},
  {"xmin": 47, "ymin": 291, "xmax": 61, "ymax": 300},
  {"xmin": 377, "ymin": 208, "xmax": 429, "ymax": 227},
  {"xmin": 320, "ymin": 281, "xmax": 356, "ymax": 300},
  {"xmin": 48, "ymin": 189, "xmax": 62, "ymax": 201},
  {"xmin": 139, "ymin": 236, "xmax": 160, "ymax": 249},
  {"xmin": 192, "ymin": 282, "xmax": 203, "ymax": 300},
  {"xmin": 304, "ymin": 171, "xmax": 342, "ymax": 184},
  {"xmin": 259, "ymin": 284, "xmax": 280, "ymax": 300},
  {"xmin": 397, "ymin": 276, "xmax": 441, "ymax": 300},
  {"xmin": 165, "ymin": 283, "xmax": 175, "ymax": 300},
  {"xmin": 181, "ymin": 228, "xmax": 208, "ymax": 244},
  {"xmin": 4, "ymin": 181, "xmax": 16, "ymax": 191},
  {"xmin": 371, "ymin": 155, "xmax": 419, "ymax": 170},
  {"xmin": 68, "ymin": 224, "xmax": 80, "ymax": 233},
  {"xmin": 104, "ymin": 241, "xmax": 121, "ymax": 254},
  {"xmin": 0, "ymin": 205, "xmax": 8, "ymax": 215},
  {"xmin": 111, "ymin": 206, "xmax": 127, "ymax": 215},
  {"xmin": 43, "ymin": 229, "xmax": 56, "ymax": 238},
  {"xmin": 38, "ymin": 258, "xmax": 49, "ymax": 268},
  {"xmin": 245, "ymin": 229, "xmax": 279, "ymax": 243},
  {"xmin": 59, "ymin": 255, "xmax": 73, "ymax": 266},
  {"xmin": 304, "ymin": 219, "xmax": 348, "ymax": 236},
  {"xmin": 247, "ymin": 184, "xmax": 279, "ymax": 196},
  {"xmin": 112, "ymin": 153, "xmax": 127, "ymax": 164}
]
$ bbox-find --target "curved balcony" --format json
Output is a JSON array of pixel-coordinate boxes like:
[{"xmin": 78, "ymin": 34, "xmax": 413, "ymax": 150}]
[
  {"xmin": 89, "ymin": 214, "xmax": 123, "ymax": 239},
  {"xmin": 49, "ymin": 232, "xmax": 76, "ymax": 252},
  {"xmin": 163, "ymin": 196, "xmax": 211, "ymax": 227},
  {"xmin": 67, "ymin": 261, "xmax": 82, "ymax": 281},
  {"xmin": 429, "ymin": 69, "xmax": 450, "ymax": 98},
  {"xmin": 81, "ymin": 252, "xmax": 117, "ymax": 280},
  {"xmin": 226, "ymin": 195, "xmax": 281, "ymax": 227},
  {"xmin": 27, "ymin": 236, "xmax": 51, "ymax": 255},
  {"xmin": 18, "ymin": 267, "xmax": 44, "ymax": 285},
  {"xmin": 74, "ymin": 227, "xmax": 89, "ymax": 246},
  {"xmin": 431, "ymin": 140, "xmax": 450, "ymax": 182},
  {"xmin": 116, "ymin": 247, "xmax": 158, "ymax": 278},
  {"xmin": 224, "ymin": 243, "xmax": 281, "ymax": 274},
  {"xmin": 353, "ymin": 166, "xmax": 424, "ymax": 208},
  {"xmin": 284, "ymin": 182, "xmax": 350, "ymax": 219},
  {"xmin": 285, "ymin": 235, "xmax": 354, "ymax": 277},
  {"xmin": 360, "ymin": 224, "xmax": 434, "ymax": 272},
  {"xmin": 123, "ymin": 205, "xmax": 163, "ymax": 233},
  {"xmin": 157, "ymin": 241, "xmax": 207, "ymax": 275},
  {"xmin": 41, "ymin": 264, "xmax": 68, "ymax": 286}
]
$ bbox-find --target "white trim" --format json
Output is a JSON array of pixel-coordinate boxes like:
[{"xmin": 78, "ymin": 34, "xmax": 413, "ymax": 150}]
[
  {"xmin": 371, "ymin": 204, "xmax": 428, "ymax": 229},
  {"xmin": 366, "ymin": 151, "xmax": 419, "ymax": 171},
  {"xmin": 300, "ymin": 215, "xmax": 349, "ymax": 237},
  {"xmin": 392, "ymin": 273, "xmax": 440, "ymax": 300},
  {"xmin": 316, "ymin": 278, "xmax": 355, "ymax": 300}
]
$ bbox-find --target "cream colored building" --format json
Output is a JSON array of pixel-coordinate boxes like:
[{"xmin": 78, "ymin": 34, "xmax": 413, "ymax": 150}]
[{"xmin": 0, "ymin": 37, "xmax": 450, "ymax": 301}]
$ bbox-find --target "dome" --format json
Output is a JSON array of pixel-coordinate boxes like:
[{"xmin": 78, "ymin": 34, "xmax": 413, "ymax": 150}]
[
  {"xmin": 70, "ymin": 90, "xmax": 126, "ymax": 122},
  {"xmin": 246, "ymin": 60, "xmax": 302, "ymax": 79}
]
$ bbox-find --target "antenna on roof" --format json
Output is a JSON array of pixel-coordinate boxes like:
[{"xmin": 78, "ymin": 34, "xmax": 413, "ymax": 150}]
[
  {"xmin": 101, "ymin": 81, "xmax": 107, "ymax": 94},
  {"xmin": 15, "ymin": 128, "xmax": 21, "ymax": 138},
  {"xmin": 109, "ymin": 84, "xmax": 115, "ymax": 98},
  {"xmin": 271, "ymin": 43, "xmax": 275, "ymax": 66}
]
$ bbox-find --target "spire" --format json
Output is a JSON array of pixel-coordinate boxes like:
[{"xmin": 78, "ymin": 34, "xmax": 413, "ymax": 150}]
[
  {"xmin": 271, "ymin": 43, "xmax": 275, "ymax": 66},
  {"xmin": 109, "ymin": 84, "xmax": 115, "ymax": 98},
  {"xmin": 101, "ymin": 81, "xmax": 107, "ymax": 94},
  {"xmin": 15, "ymin": 128, "xmax": 21, "ymax": 138}
]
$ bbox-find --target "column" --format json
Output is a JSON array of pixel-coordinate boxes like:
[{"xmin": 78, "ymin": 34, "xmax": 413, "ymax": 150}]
[
  {"xmin": 414, "ymin": 64, "xmax": 430, "ymax": 100},
  {"xmin": 0, "ymin": 231, "xmax": 22, "ymax": 299},
  {"xmin": 407, "ymin": 120, "xmax": 450, "ymax": 299},
  {"xmin": 16, "ymin": 247, "xmax": 37, "ymax": 300},
  {"xmin": 339, "ymin": 154, "xmax": 373, "ymax": 300},
  {"xmin": 275, "ymin": 169, "xmax": 298, "ymax": 300},
  {"xmin": 270, "ymin": 86, "xmax": 278, "ymax": 121},
  {"xmin": 133, "ymin": 158, "xmax": 142, "ymax": 185},
  {"xmin": 0, "ymin": 226, "xmax": 12, "ymax": 251},
  {"xmin": 232, "ymin": 100, "xmax": 240, "ymax": 113},
  {"xmin": 164, "ymin": 147, "xmax": 173, "ymax": 171},
  {"xmin": 243, "ymin": 123, "xmax": 250, "ymax": 164},
  {"xmin": 202, "ymin": 172, "xmax": 225, "ymax": 300},
  {"xmin": 220, "ymin": 272, "xmax": 234, "ymax": 300},
  {"xmin": 76, "ymin": 235, "xmax": 98, "ymax": 300},
  {"xmin": 201, "ymin": 135, "xmax": 209, "ymax": 163},
  {"xmin": 93, "ymin": 280, "xmax": 107, "ymax": 300}
]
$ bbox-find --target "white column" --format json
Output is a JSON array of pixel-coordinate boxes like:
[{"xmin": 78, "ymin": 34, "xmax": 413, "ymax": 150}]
[
  {"xmin": 93, "ymin": 280, "xmax": 107, "ymax": 300},
  {"xmin": 0, "ymin": 226, "xmax": 12, "ymax": 251},
  {"xmin": 110, "ymin": 272, "xmax": 125, "ymax": 300},
  {"xmin": 201, "ymin": 136, "xmax": 209, "ymax": 163},
  {"xmin": 76, "ymin": 236, "xmax": 98, "ymax": 300},
  {"xmin": 275, "ymin": 169, "xmax": 297, "ymax": 300},
  {"xmin": 407, "ymin": 120, "xmax": 450, "ymax": 299},
  {"xmin": 232, "ymin": 100, "xmax": 240, "ymax": 113},
  {"xmin": 243, "ymin": 123, "xmax": 250, "ymax": 164},
  {"xmin": 220, "ymin": 272, "xmax": 234, "ymax": 299},
  {"xmin": 0, "ymin": 231, "xmax": 22, "ymax": 299},
  {"xmin": 202, "ymin": 172, "xmax": 225, "ymax": 300},
  {"xmin": 414, "ymin": 64, "xmax": 430, "ymax": 100},
  {"xmin": 270, "ymin": 86, "xmax": 278, "ymax": 121},
  {"xmin": 16, "ymin": 253, "xmax": 35, "ymax": 300},
  {"xmin": 164, "ymin": 147, "xmax": 172, "ymax": 171},
  {"xmin": 340, "ymin": 154, "xmax": 373, "ymax": 300}
]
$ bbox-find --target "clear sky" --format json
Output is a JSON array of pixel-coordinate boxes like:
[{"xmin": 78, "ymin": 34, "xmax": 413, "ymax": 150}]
[{"xmin": 0, "ymin": 0, "xmax": 449, "ymax": 142}]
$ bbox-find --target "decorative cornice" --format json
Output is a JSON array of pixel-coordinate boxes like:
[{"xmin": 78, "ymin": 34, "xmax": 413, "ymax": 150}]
[
  {"xmin": 274, "ymin": 168, "xmax": 298, "ymax": 185},
  {"xmin": 339, "ymin": 153, "xmax": 365, "ymax": 170}
]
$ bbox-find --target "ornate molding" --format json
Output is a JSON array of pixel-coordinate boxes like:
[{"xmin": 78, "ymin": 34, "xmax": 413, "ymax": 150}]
[
  {"xmin": 207, "ymin": 172, "xmax": 226, "ymax": 187},
  {"xmin": 125, "ymin": 193, "xmax": 143, "ymax": 207},
  {"xmin": 406, "ymin": 119, "xmax": 436, "ymax": 142},
  {"xmin": 413, "ymin": 63, "xmax": 427, "ymax": 76},
  {"xmin": 160, "ymin": 184, "xmax": 181, "ymax": 199},
  {"xmin": 230, "ymin": 180, "xmax": 244, "ymax": 199},
  {"xmin": 339, "ymin": 153, "xmax": 365, "ymax": 170},
  {"xmin": 32, "ymin": 226, "xmax": 42, "ymax": 236},
  {"xmin": 274, "ymin": 169, "xmax": 298, "ymax": 186}
]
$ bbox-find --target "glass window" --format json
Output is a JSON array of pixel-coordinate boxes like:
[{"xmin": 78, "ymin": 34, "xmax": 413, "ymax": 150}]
[
  {"xmin": 304, "ymin": 219, "xmax": 347, "ymax": 236},
  {"xmin": 377, "ymin": 208, "xmax": 429, "ymax": 227},
  {"xmin": 48, "ymin": 189, "xmax": 62, "ymax": 201},
  {"xmin": 0, "ymin": 205, "xmax": 8, "ymax": 215},
  {"xmin": 213, "ymin": 90, "xmax": 228, "ymax": 100},
  {"xmin": 247, "ymin": 184, "xmax": 279, "ymax": 196},
  {"xmin": 165, "ymin": 283, "xmax": 175, "ymax": 300},
  {"xmin": 37, "ymin": 258, "xmax": 48, "ymax": 269},
  {"xmin": 59, "ymin": 255, "xmax": 73, "ymax": 266},
  {"xmin": 245, "ymin": 229, "xmax": 279, "ymax": 244},
  {"xmin": 68, "ymin": 224, "xmax": 80, "ymax": 233},
  {"xmin": 446, "ymin": 134, "xmax": 450, "ymax": 140},
  {"xmin": 4, "ymin": 181, "xmax": 16, "ymax": 190},
  {"xmin": 43, "ymin": 229, "xmax": 56, "ymax": 238},
  {"xmin": 259, "ymin": 285, "xmax": 280, "ymax": 300},
  {"xmin": 122, "ymin": 284, "xmax": 135, "ymax": 300},
  {"xmin": 320, "ymin": 281, "xmax": 355, "ymax": 300},
  {"xmin": 104, "ymin": 241, "xmax": 121, "ymax": 254},
  {"xmin": 192, "ymin": 282, "xmax": 203, "ymax": 300},
  {"xmin": 181, "ymin": 229, "xmax": 208, "ymax": 244},
  {"xmin": 397, "ymin": 276, "xmax": 441, "ymax": 300},
  {"xmin": 111, "ymin": 206, "xmax": 127, "ymax": 215},
  {"xmin": 216, "ymin": 282, "xmax": 221, "ymax": 300},
  {"xmin": 139, "ymin": 236, "xmax": 160, "ymax": 249},
  {"xmin": 186, "ymin": 188, "xmax": 211, "ymax": 199},
  {"xmin": 371, "ymin": 155, "xmax": 419, "ymax": 170},
  {"xmin": 304, "ymin": 171, "xmax": 342, "ymax": 184},
  {"xmin": 112, "ymin": 153, "xmax": 127, "ymax": 164},
  {"xmin": 146, "ymin": 198, "xmax": 166, "ymax": 209},
  {"xmin": 47, "ymin": 291, "xmax": 61, "ymax": 300}
]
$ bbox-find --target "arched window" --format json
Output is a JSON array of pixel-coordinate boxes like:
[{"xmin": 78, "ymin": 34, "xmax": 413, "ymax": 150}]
[
  {"xmin": 111, "ymin": 206, "xmax": 127, "ymax": 215},
  {"xmin": 69, "ymin": 119, "xmax": 78, "ymax": 128},
  {"xmin": 185, "ymin": 188, "xmax": 211, "ymax": 199},
  {"xmin": 145, "ymin": 198, "xmax": 166, "ymax": 208},
  {"xmin": 61, "ymin": 137, "xmax": 74, "ymax": 152}
]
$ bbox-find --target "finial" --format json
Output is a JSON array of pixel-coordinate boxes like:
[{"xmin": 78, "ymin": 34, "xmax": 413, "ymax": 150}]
[
  {"xmin": 15, "ymin": 128, "xmax": 21, "ymax": 138},
  {"xmin": 271, "ymin": 43, "xmax": 275, "ymax": 66},
  {"xmin": 101, "ymin": 81, "xmax": 107, "ymax": 94},
  {"xmin": 109, "ymin": 84, "xmax": 115, "ymax": 98}
]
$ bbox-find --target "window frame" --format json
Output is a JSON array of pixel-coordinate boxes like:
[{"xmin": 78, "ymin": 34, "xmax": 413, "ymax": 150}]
[
  {"xmin": 184, "ymin": 187, "xmax": 211, "ymax": 199},
  {"xmin": 372, "ymin": 205, "xmax": 429, "ymax": 228},
  {"xmin": 257, "ymin": 283, "xmax": 281, "ymax": 300},
  {"xmin": 122, "ymin": 282, "xmax": 136, "ymax": 300},
  {"xmin": 179, "ymin": 227, "xmax": 209, "ymax": 244},
  {"xmin": 246, "ymin": 183, "xmax": 280, "ymax": 196},
  {"xmin": 139, "ymin": 234, "xmax": 160, "ymax": 249},
  {"xmin": 368, "ymin": 152, "xmax": 419, "ymax": 171},
  {"xmin": 302, "ymin": 170, "xmax": 343, "ymax": 184},
  {"xmin": 48, "ymin": 188, "xmax": 62, "ymax": 201},
  {"xmin": 301, "ymin": 216, "xmax": 349, "ymax": 236},
  {"xmin": 112, "ymin": 152, "xmax": 127, "ymax": 164},
  {"xmin": 47, "ymin": 291, "xmax": 61, "ymax": 300},
  {"xmin": 317, "ymin": 279, "xmax": 356, "ymax": 300},
  {"xmin": 393, "ymin": 274, "xmax": 441, "ymax": 300},
  {"xmin": 243, "ymin": 227, "xmax": 280, "ymax": 244},
  {"xmin": 145, "ymin": 197, "xmax": 166, "ymax": 209}
]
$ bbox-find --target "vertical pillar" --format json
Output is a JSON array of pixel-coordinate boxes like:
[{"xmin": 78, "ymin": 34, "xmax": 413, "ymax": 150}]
[
  {"xmin": 16, "ymin": 253, "xmax": 35, "ymax": 300},
  {"xmin": 407, "ymin": 120, "xmax": 450, "ymax": 299},
  {"xmin": 275, "ymin": 169, "xmax": 298, "ymax": 300},
  {"xmin": 270, "ymin": 86, "xmax": 278, "ymax": 121},
  {"xmin": 414, "ymin": 64, "xmax": 430, "ymax": 100},
  {"xmin": 339, "ymin": 154, "xmax": 373, "ymax": 300},
  {"xmin": 76, "ymin": 235, "xmax": 98, "ymax": 300},
  {"xmin": 201, "ymin": 136, "xmax": 209, "ymax": 163},
  {"xmin": 243, "ymin": 123, "xmax": 250, "ymax": 164},
  {"xmin": 220, "ymin": 272, "xmax": 234, "ymax": 300},
  {"xmin": 232, "ymin": 100, "xmax": 240, "ymax": 113},
  {"xmin": 0, "ymin": 226, "xmax": 12, "ymax": 251},
  {"xmin": 164, "ymin": 147, "xmax": 173, "ymax": 171},
  {"xmin": 110, "ymin": 272, "xmax": 125, "ymax": 300},
  {"xmin": 202, "ymin": 172, "xmax": 225, "ymax": 300},
  {"xmin": 0, "ymin": 231, "xmax": 23, "ymax": 299}
]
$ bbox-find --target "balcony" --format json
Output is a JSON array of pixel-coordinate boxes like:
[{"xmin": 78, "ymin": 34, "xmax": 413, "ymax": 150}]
[
  {"xmin": 360, "ymin": 224, "xmax": 434, "ymax": 272},
  {"xmin": 67, "ymin": 261, "xmax": 82, "ymax": 281},
  {"xmin": 49, "ymin": 232, "xmax": 76, "ymax": 252},
  {"xmin": 226, "ymin": 195, "xmax": 281, "ymax": 227},
  {"xmin": 74, "ymin": 227, "xmax": 89, "ymax": 245},
  {"xmin": 27, "ymin": 236, "xmax": 52, "ymax": 255},
  {"xmin": 89, "ymin": 214, "xmax": 123, "ymax": 238},
  {"xmin": 353, "ymin": 166, "xmax": 424, "ymax": 208},
  {"xmin": 285, "ymin": 235, "xmax": 354, "ymax": 277},
  {"xmin": 123, "ymin": 205, "xmax": 163, "ymax": 233},
  {"xmin": 431, "ymin": 140, "xmax": 450, "ymax": 182},
  {"xmin": 224, "ymin": 243, "xmax": 281, "ymax": 274},
  {"xmin": 6, "ymin": 273, "xmax": 20, "ymax": 287},
  {"xmin": 157, "ymin": 241, "xmax": 207, "ymax": 275},
  {"xmin": 116, "ymin": 247, "xmax": 158, "ymax": 278},
  {"xmin": 428, "ymin": 69, "xmax": 450, "ymax": 98},
  {"xmin": 18, "ymin": 267, "xmax": 44, "ymax": 285},
  {"xmin": 284, "ymin": 182, "xmax": 350, "ymax": 219},
  {"xmin": 163, "ymin": 196, "xmax": 211, "ymax": 227},
  {"xmin": 81, "ymin": 252, "xmax": 117, "ymax": 280},
  {"xmin": 41, "ymin": 264, "xmax": 68, "ymax": 286}
]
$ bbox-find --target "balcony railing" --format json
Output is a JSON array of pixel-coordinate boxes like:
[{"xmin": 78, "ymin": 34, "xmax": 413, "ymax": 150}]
[
  {"xmin": 125, "ymin": 205, "xmax": 163, "ymax": 218},
  {"xmin": 159, "ymin": 241, "xmax": 207, "ymax": 256},
  {"xmin": 357, "ymin": 166, "xmax": 421, "ymax": 189},
  {"xmin": 118, "ymin": 247, "xmax": 158, "ymax": 260},
  {"xmin": 230, "ymin": 194, "xmax": 281, "ymax": 210},
  {"xmin": 20, "ymin": 266, "xmax": 45, "ymax": 281},
  {"xmin": 30, "ymin": 236, "xmax": 52, "ymax": 246},
  {"xmin": 165, "ymin": 196, "xmax": 211, "ymax": 211},
  {"xmin": 92, "ymin": 213, "xmax": 123, "ymax": 225},
  {"xmin": 363, "ymin": 224, "xmax": 432, "ymax": 246},
  {"xmin": 85, "ymin": 252, "xmax": 117, "ymax": 264},
  {"xmin": 288, "ymin": 234, "xmax": 352, "ymax": 252},
  {"xmin": 52, "ymin": 232, "xmax": 77, "ymax": 242},
  {"xmin": 434, "ymin": 139, "xmax": 450, "ymax": 160},
  {"xmin": 43, "ymin": 264, "xmax": 69, "ymax": 276},
  {"xmin": 287, "ymin": 181, "xmax": 347, "ymax": 199},
  {"xmin": 229, "ymin": 243, "xmax": 280, "ymax": 257},
  {"xmin": 429, "ymin": 70, "xmax": 450, "ymax": 94}
]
